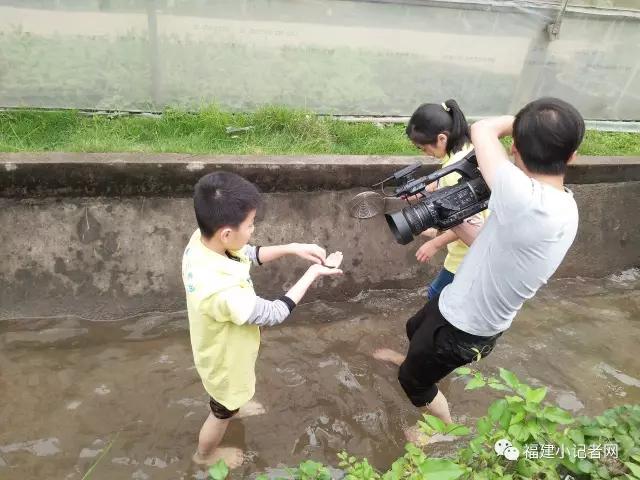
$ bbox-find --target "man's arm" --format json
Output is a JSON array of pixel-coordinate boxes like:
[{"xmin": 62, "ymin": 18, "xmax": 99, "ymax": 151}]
[
  {"xmin": 451, "ymin": 213, "xmax": 485, "ymax": 246},
  {"xmin": 470, "ymin": 116, "xmax": 514, "ymax": 190},
  {"xmin": 249, "ymin": 243, "xmax": 326, "ymax": 265}
]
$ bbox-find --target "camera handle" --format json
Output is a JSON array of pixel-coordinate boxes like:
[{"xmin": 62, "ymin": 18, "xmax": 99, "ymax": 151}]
[{"xmin": 391, "ymin": 150, "xmax": 480, "ymax": 198}]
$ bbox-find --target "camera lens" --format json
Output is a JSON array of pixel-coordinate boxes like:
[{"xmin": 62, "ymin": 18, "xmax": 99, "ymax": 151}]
[
  {"xmin": 404, "ymin": 203, "xmax": 435, "ymax": 237},
  {"xmin": 385, "ymin": 211, "xmax": 413, "ymax": 245},
  {"xmin": 385, "ymin": 203, "xmax": 435, "ymax": 245}
]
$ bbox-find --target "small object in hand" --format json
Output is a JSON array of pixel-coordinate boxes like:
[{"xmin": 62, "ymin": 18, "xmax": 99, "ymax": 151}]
[{"xmin": 322, "ymin": 251, "xmax": 343, "ymax": 269}]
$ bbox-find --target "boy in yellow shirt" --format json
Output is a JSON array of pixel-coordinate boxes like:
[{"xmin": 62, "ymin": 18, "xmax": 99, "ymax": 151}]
[{"xmin": 182, "ymin": 172, "xmax": 343, "ymax": 468}]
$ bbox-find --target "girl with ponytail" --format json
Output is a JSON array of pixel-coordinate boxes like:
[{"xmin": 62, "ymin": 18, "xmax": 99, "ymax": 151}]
[{"xmin": 405, "ymin": 99, "xmax": 487, "ymax": 301}]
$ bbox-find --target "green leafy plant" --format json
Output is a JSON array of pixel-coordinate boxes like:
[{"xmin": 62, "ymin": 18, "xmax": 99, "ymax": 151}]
[{"xmin": 207, "ymin": 368, "xmax": 639, "ymax": 480}]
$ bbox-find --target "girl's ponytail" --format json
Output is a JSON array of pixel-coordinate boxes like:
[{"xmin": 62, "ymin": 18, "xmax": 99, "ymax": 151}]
[{"xmin": 442, "ymin": 99, "xmax": 471, "ymax": 155}]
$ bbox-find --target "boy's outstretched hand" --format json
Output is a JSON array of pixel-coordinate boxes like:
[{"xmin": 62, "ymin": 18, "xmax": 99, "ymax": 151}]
[
  {"xmin": 290, "ymin": 243, "xmax": 327, "ymax": 265},
  {"xmin": 310, "ymin": 252, "xmax": 344, "ymax": 276},
  {"xmin": 285, "ymin": 252, "xmax": 344, "ymax": 304}
]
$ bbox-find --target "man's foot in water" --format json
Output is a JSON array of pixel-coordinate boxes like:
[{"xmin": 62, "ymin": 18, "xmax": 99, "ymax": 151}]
[
  {"xmin": 192, "ymin": 447, "xmax": 244, "ymax": 468},
  {"xmin": 373, "ymin": 348, "xmax": 405, "ymax": 366},
  {"xmin": 404, "ymin": 425, "xmax": 457, "ymax": 447}
]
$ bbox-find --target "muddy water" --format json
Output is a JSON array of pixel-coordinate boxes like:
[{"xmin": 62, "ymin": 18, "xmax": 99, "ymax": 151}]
[{"xmin": 1, "ymin": 271, "xmax": 639, "ymax": 479}]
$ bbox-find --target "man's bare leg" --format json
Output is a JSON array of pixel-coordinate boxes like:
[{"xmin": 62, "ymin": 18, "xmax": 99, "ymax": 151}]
[
  {"xmin": 404, "ymin": 390, "xmax": 455, "ymax": 445},
  {"xmin": 373, "ymin": 348, "xmax": 405, "ymax": 366},
  {"xmin": 425, "ymin": 390, "xmax": 453, "ymax": 424},
  {"xmin": 192, "ymin": 413, "xmax": 243, "ymax": 468},
  {"xmin": 374, "ymin": 349, "xmax": 456, "ymax": 445}
]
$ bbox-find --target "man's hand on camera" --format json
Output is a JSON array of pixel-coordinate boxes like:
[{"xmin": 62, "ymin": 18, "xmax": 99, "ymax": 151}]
[
  {"xmin": 290, "ymin": 243, "xmax": 327, "ymax": 265},
  {"xmin": 416, "ymin": 239, "xmax": 441, "ymax": 263}
]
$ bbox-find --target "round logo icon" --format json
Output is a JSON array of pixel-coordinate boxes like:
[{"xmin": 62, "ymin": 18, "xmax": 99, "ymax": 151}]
[
  {"xmin": 494, "ymin": 439, "xmax": 512, "ymax": 455},
  {"xmin": 494, "ymin": 439, "xmax": 520, "ymax": 461},
  {"xmin": 504, "ymin": 446, "xmax": 520, "ymax": 461}
]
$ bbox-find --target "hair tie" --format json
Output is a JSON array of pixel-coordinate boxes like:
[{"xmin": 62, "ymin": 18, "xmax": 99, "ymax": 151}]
[{"xmin": 441, "ymin": 102, "xmax": 451, "ymax": 112}]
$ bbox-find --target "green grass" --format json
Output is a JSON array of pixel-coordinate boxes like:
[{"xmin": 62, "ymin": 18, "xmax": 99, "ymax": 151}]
[{"xmin": 1, "ymin": 107, "xmax": 639, "ymax": 156}]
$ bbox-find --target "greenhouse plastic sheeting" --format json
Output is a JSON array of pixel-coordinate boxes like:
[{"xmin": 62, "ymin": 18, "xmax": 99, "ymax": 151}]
[{"xmin": 0, "ymin": 0, "xmax": 638, "ymax": 119}]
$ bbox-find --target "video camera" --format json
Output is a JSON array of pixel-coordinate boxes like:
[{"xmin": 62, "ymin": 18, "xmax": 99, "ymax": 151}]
[{"xmin": 383, "ymin": 150, "xmax": 490, "ymax": 245}]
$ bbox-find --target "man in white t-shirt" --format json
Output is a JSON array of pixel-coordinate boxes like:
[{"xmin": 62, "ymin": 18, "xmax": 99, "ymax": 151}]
[{"xmin": 375, "ymin": 97, "xmax": 585, "ymax": 433}]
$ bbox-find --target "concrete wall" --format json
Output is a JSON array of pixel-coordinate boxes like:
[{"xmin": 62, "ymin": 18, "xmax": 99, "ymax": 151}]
[{"xmin": 1, "ymin": 153, "xmax": 639, "ymax": 321}]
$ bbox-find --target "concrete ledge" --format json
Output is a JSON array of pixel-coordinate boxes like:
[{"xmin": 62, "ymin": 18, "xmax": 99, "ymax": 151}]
[{"xmin": 1, "ymin": 153, "xmax": 640, "ymax": 197}]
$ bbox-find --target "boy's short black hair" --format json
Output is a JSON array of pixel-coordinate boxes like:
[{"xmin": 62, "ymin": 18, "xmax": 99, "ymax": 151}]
[
  {"xmin": 513, "ymin": 97, "xmax": 585, "ymax": 176},
  {"xmin": 193, "ymin": 172, "xmax": 261, "ymax": 239}
]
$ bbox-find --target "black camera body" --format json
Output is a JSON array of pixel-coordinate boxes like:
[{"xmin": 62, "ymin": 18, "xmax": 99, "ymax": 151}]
[{"xmin": 384, "ymin": 150, "xmax": 490, "ymax": 245}]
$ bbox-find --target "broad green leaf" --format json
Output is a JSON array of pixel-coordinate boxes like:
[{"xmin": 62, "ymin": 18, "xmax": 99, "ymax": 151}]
[
  {"xmin": 489, "ymin": 399, "xmax": 508, "ymax": 422},
  {"xmin": 543, "ymin": 406, "xmax": 574, "ymax": 425},
  {"xmin": 405, "ymin": 443, "xmax": 422, "ymax": 456},
  {"xmin": 526, "ymin": 420, "xmax": 542, "ymax": 438},
  {"xmin": 516, "ymin": 458, "xmax": 535, "ymax": 477},
  {"xmin": 209, "ymin": 460, "xmax": 229, "ymax": 480},
  {"xmin": 424, "ymin": 414, "xmax": 447, "ymax": 433},
  {"xmin": 417, "ymin": 458, "xmax": 467, "ymax": 480},
  {"xmin": 577, "ymin": 459, "xmax": 593, "ymax": 474},
  {"xmin": 508, "ymin": 423, "xmax": 530, "ymax": 442},
  {"xmin": 499, "ymin": 368, "xmax": 520, "ymax": 389},
  {"xmin": 515, "ymin": 384, "xmax": 532, "ymax": 398},
  {"xmin": 505, "ymin": 395, "xmax": 524, "ymax": 404},
  {"xmin": 624, "ymin": 462, "xmax": 640, "ymax": 477},
  {"xmin": 510, "ymin": 410, "xmax": 526, "ymax": 425},
  {"xmin": 469, "ymin": 436, "xmax": 484, "ymax": 453},
  {"xmin": 446, "ymin": 424, "xmax": 471, "ymax": 436},
  {"xmin": 568, "ymin": 429, "xmax": 585, "ymax": 445},
  {"xmin": 477, "ymin": 416, "xmax": 493, "ymax": 435},
  {"xmin": 465, "ymin": 376, "xmax": 486, "ymax": 390},
  {"xmin": 595, "ymin": 465, "xmax": 612, "ymax": 479},
  {"xmin": 488, "ymin": 382, "xmax": 512, "ymax": 392},
  {"xmin": 615, "ymin": 433, "xmax": 634, "ymax": 451},
  {"xmin": 526, "ymin": 387, "xmax": 547, "ymax": 404},
  {"xmin": 499, "ymin": 410, "xmax": 513, "ymax": 430},
  {"xmin": 454, "ymin": 367, "xmax": 472, "ymax": 375}
]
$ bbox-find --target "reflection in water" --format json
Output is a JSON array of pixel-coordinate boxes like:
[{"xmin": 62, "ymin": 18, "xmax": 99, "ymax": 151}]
[{"xmin": 0, "ymin": 270, "xmax": 638, "ymax": 479}]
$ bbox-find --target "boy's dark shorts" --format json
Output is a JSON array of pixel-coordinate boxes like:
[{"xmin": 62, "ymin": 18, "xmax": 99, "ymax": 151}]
[
  {"xmin": 209, "ymin": 397, "xmax": 239, "ymax": 420},
  {"xmin": 398, "ymin": 295, "xmax": 501, "ymax": 408}
]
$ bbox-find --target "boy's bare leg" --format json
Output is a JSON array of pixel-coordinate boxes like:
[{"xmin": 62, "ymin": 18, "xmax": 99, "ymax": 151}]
[
  {"xmin": 192, "ymin": 413, "xmax": 243, "ymax": 468},
  {"xmin": 234, "ymin": 400, "xmax": 266, "ymax": 419},
  {"xmin": 373, "ymin": 348, "xmax": 405, "ymax": 366}
]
